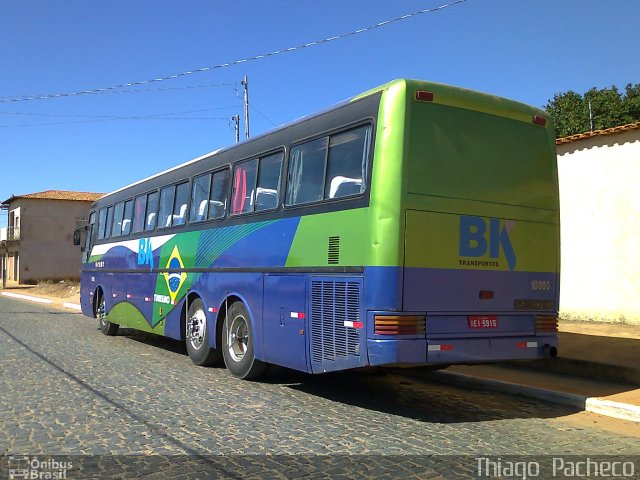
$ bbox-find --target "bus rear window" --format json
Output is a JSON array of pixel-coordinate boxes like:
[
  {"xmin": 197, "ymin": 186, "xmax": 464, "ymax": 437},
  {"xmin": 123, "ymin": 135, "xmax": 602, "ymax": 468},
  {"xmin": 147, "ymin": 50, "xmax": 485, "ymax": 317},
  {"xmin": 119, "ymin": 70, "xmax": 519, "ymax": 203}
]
[{"xmin": 408, "ymin": 104, "xmax": 556, "ymax": 210}]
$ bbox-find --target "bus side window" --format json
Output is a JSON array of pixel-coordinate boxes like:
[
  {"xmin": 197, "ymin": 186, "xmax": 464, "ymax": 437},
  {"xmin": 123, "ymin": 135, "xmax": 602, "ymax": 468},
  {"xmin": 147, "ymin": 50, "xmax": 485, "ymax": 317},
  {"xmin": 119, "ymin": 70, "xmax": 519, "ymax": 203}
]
[
  {"xmin": 190, "ymin": 173, "xmax": 212, "ymax": 222},
  {"xmin": 172, "ymin": 182, "xmax": 189, "ymax": 226},
  {"xmin": 158, "ymin": 186, "xmax": 176, "ymax": 228},
  {"xmin": 121, "ymin": 199, "xmax": 133, "ymax": 236},
  {"xmin": 145, "ymin": 191, "xmax": 158, "ymax": 231},
  {"xmin": 231, "ymin": 159, "xmax": 258, "ymax": 215},
  {"xmin": 83, "ymin": 211, "xmax": 96, "ymax": 263},
  {"xmin": 325, "ymin": 125, "xmax": 371, "ymax": 199},
  {"xmin": 132, "ymin": 195, "xmax": 147, "ymax": 234},
  {"xmin": 97, "ymin": 207, "xmax": 108, "ymax": 240},
  {"xmin": 286, "ymin": 137, "xmax": 328, "ymax": 206},
  {"xmin": 104, "ymin": 206, "xmax": 114, "ymax": 239},
  {"xmin": 255, "ymin": 152, "xmax": 283, "ymax": 212},
  {"xmin": 208, "ymin": 169, "xmax": 229, "ymax": 220}
]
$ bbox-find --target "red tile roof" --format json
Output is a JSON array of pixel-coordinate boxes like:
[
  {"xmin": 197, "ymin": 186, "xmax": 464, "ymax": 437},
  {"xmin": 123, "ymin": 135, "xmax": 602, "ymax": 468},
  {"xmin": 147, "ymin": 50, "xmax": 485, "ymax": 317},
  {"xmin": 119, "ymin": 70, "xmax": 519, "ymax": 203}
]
[
  {"xmin": 556, "ymin": 122, "xmax": 640, "ymax": 145},
  {"xmin": 2, "ymin": 190, "xmax": 104, "ymax": 205}
]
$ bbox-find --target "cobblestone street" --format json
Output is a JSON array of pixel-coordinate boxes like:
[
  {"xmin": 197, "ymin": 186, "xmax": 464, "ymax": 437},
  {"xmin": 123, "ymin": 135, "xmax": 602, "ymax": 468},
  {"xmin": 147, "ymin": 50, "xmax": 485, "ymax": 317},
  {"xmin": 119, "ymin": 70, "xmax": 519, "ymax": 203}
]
[{"xmin": 1, "ymin": 296, "xmax": 638, "ymax": 478}]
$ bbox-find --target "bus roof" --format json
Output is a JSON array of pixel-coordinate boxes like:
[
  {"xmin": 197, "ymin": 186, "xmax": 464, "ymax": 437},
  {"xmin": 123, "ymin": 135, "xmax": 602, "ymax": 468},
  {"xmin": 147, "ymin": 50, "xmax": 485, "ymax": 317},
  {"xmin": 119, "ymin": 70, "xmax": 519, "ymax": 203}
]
[{"xmin": 101, "ymin": 79, "xmax": 545, "ymax": 201}]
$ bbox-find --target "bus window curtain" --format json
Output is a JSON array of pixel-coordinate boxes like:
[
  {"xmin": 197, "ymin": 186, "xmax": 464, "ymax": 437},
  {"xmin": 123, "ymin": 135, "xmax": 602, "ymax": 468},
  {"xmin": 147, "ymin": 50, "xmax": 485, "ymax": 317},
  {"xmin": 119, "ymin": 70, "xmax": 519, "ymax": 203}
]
[
  {"xmin": 232, "ymin": 167, "xmax": 247, "ymax": 214},
  {"xmin": 287, "ymin": 149, "xmax": 303, "ymax": 204},
  {"xmin": 360, "ymin": 126, "xmax": 372, "ymax": 191}
]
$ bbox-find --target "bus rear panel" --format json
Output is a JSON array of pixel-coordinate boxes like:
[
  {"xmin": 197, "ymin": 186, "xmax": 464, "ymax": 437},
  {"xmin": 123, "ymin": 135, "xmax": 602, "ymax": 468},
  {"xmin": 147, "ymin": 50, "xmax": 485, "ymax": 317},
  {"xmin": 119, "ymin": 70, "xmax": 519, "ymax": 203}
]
[{"xmin": 366, "ymin": 80, "xmax": 559, "ymax": 368}]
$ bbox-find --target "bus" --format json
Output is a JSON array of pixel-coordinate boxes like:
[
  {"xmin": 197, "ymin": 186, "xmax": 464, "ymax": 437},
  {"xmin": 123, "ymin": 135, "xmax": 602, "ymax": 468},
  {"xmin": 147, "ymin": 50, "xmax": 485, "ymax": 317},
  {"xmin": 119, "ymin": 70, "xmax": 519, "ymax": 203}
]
[{"xmin": 80, "ymin": 79, "xmax": 560, "ymax": 380}]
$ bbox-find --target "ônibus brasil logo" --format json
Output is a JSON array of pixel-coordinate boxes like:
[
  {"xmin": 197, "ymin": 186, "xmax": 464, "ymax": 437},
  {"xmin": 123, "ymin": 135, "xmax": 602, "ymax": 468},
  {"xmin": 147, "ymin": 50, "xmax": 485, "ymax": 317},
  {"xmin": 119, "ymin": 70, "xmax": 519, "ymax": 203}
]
[{"xmin": 459, "ymin": 216, "xmax": 517, "ymax": 271}]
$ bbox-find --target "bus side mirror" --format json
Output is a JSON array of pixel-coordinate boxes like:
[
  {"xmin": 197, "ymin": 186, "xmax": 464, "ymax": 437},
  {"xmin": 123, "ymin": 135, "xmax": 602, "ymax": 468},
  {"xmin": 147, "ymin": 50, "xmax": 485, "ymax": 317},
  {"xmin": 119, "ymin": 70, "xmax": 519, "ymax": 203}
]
[{"xmin": 73, "ymin": 229, "xmax": 81, "ymax": 246}]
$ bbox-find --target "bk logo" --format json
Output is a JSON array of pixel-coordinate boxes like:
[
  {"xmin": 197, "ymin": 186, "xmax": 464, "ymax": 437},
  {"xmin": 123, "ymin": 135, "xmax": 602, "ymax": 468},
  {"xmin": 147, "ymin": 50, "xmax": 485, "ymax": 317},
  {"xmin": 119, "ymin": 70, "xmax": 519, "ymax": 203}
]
[
  {"xmin": 459, "ymin": 216, "xmax": 517, "ymax": 271},
  {"xmin": 138, "ymin": 238, "xmax": 154, "ymax": 268}
]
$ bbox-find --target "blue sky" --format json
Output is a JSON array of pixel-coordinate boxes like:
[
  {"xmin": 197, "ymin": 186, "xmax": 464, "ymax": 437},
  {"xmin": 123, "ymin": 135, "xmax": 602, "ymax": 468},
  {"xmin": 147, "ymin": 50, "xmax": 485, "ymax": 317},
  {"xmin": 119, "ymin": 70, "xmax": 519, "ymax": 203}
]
[{"xmin": 1, "ymin": 0, "xmax": 639, "ymax": 220}]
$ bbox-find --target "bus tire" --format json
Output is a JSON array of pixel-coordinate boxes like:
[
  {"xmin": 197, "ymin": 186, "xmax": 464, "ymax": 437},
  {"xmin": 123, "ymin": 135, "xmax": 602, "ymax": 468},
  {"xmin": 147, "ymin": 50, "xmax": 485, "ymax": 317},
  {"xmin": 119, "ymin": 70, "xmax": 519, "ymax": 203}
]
[
  {"xmin": 186, "ymin": 298, "xmax": 221, "ymax": 366},
  {"xmin": 222, "ymin": 301, "xmax": 266, "ymax": 380},
  {"xmin": 96, "ymin": 291, "xmax": 118, "ymax": 336}
]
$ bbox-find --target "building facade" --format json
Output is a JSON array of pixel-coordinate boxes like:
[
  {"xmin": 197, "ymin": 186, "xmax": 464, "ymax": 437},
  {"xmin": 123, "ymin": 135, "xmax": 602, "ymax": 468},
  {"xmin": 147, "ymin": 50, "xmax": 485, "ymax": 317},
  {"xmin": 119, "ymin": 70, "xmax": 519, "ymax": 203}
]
[
  {"xmin": 556, "ymin": 122, "xmax": 640, "ymax": 325},
  {"xmin": 1, "ymin": 190, "xmax": 103, "ymax": 284}
]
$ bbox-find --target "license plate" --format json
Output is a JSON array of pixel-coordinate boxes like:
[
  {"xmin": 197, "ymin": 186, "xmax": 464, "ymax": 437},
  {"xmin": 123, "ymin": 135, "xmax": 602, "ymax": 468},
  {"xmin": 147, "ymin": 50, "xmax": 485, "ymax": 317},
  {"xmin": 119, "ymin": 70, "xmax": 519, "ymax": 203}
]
[{"xmin": 468, "ymin": 315, "xmax": 498, "ymax": 329}]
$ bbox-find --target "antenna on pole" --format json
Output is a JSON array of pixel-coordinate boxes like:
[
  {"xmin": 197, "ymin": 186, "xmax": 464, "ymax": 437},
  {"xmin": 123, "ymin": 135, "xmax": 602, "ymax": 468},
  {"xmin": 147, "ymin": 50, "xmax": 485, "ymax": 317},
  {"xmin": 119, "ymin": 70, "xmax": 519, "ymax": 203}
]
[
  {"xmin": 241, "ymin": 76, "xmax": 250, "ymax": 139},
  {"xmin": 232, "ymin": 114, "xmax": 240, "ymax": 143},
  {"xmin": 588, "ymin": 100, "xmax": 594, "ymax": 132}
]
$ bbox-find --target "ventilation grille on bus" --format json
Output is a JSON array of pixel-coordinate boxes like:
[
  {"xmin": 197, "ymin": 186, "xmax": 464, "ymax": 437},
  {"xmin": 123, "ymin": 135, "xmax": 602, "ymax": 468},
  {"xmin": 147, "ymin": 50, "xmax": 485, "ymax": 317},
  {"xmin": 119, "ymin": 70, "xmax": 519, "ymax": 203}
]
[
  {"xmin": 328, "ymin": 236, "xmax": 340, "ymax": 265},
  {"xmin": 310, "ymin": 279, "xmax": 361, "ymax": 365}
]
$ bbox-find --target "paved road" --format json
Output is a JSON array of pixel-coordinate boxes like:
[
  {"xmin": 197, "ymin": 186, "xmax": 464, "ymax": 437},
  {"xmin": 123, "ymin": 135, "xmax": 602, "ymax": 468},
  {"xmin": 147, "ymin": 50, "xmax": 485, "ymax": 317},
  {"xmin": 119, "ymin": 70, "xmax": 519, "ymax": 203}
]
[{"xmin": 1, "ymin": 296, "xmax": 638, "ymax": 478}]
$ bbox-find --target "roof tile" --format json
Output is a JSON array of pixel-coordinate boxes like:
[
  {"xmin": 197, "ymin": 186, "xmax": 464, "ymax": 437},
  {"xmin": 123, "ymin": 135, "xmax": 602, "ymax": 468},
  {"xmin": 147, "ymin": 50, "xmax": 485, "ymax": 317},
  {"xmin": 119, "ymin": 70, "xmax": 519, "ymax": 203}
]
[
  {"xmin": 556, "ymin": 122, "xmax": 640, "ymax": 145},
  {"xmin": 2, "ymin": 190, "xmax": 104, "ymax": 204}
]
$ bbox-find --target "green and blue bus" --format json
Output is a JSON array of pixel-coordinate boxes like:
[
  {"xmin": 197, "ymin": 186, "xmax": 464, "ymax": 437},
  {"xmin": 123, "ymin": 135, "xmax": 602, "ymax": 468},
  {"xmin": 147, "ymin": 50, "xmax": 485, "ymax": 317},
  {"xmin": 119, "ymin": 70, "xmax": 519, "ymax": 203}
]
[{"xmin": 80, "ymin": 79, "xmax": 560, "ymax": 379}]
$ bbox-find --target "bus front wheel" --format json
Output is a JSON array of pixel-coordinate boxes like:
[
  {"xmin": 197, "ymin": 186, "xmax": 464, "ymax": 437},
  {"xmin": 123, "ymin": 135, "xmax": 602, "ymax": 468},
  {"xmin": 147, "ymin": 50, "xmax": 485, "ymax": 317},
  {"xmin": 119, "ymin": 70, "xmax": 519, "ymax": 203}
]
[
  {"xmin": 96, "ymin": 291, "xmax": 118, "ymax": 336},
  {"xmin": 222, "ymin": 302, "xmax": 266, "ymax": 380},
  {"xmin": 186, "ymin": 298, "xmax": 221, "ymax": 366}
]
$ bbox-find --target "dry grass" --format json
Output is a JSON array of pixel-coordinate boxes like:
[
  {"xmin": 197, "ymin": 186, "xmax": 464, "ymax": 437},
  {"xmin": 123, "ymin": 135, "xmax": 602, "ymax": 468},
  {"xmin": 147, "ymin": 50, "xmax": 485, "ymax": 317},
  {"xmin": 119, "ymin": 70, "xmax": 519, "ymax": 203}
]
[{"xmin": 31, "ymin": 280, "xmax": 80, "ymax": 299}]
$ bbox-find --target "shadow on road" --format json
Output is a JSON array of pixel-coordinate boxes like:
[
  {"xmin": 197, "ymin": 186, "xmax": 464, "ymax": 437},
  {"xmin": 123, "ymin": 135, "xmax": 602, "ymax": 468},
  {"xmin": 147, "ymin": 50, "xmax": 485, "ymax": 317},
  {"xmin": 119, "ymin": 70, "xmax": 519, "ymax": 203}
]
[{"xmin": 118, "ymin": 328, "xmax": 583, "ymax": 424}]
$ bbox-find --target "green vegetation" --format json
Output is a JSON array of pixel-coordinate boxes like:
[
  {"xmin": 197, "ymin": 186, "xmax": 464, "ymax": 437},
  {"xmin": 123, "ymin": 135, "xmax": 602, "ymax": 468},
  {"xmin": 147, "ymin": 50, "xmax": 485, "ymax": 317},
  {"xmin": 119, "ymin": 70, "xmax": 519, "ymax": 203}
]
[{"xmin": 545, "ymin": 84, "xmax": 640, "ymax": 137}]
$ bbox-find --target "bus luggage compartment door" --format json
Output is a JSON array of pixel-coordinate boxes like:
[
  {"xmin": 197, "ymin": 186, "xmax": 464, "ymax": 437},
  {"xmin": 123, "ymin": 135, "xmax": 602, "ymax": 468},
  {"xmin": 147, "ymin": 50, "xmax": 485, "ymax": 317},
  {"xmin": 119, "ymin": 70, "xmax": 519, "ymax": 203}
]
[{"xmin": 263, "ymin": 275, "xmax": 309, "ymax": 373}]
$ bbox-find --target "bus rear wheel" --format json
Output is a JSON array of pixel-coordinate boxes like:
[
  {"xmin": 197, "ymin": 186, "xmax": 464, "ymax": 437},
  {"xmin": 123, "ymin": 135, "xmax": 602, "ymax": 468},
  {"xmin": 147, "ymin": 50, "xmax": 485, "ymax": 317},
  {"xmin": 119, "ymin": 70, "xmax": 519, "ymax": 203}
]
[
  {"xmin": 186, "ymin": 298, "xmax": 221, "ymax": 366},
  {"xmin": 222, "ymin": 302, "xmax": 266, "ymax": 380},
  {"xmin": 96, "ymin": 291, "xmax": 118, "ymax": 336}
]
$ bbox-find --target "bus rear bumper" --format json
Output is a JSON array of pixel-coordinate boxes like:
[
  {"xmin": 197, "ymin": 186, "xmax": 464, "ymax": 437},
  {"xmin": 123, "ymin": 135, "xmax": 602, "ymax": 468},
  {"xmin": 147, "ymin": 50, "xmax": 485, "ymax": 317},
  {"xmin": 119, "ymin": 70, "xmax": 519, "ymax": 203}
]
[
  {"xmin": 367, "ymin": 339, "xmax": 427, "ymax": 366},
  {"xmin": 425, "ymin": 335, "xmax": 558, "ymax": 365},
  {"xmin": 366, "ymin": 336, "xmax": 558, "ymax": 366}
]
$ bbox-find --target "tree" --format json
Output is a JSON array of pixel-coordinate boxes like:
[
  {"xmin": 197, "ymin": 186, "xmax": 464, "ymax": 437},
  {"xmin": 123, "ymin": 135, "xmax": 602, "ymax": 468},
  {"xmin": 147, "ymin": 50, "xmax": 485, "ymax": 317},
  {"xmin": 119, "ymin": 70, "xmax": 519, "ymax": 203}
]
[
  {"xmin": 545, "ymin": 84, "xmax": 640, "ymax": 137},
  {"xmin": 624, "ymin": 83, "xmax": 640, "ymax": 120},
  {"xmin": 545, "ymin": 91, "xmax": 587, "ymax": 138}
]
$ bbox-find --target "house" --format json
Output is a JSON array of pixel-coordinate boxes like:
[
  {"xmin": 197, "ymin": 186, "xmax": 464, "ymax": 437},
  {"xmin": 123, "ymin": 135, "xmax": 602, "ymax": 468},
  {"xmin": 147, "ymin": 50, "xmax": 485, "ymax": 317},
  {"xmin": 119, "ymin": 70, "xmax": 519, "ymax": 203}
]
[
  {"xmin": 556, "ymin": 122, "xmax": 640, "ymax": 325},
  {"xmin": 1, "ymin": 190, "xmax": 103, "ymax": 284}
]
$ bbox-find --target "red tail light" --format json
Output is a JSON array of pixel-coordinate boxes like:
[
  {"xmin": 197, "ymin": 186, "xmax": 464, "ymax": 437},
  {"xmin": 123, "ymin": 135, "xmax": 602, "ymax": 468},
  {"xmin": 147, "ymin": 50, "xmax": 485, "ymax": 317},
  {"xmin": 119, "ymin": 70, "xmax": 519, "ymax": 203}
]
[
  {"xmin": 416, "ymin": 91, "xmax": 434, "ymax": 102},
  {"xmin": 374, "ymin": 315, "xmax": 425, "ymax": 335},
  {"xmin": 535, "ymin": 315, "xmax": 558, "ymax": 332},
  {"xmin": 533, "ymin": 115, "xmax": 547, "ymax": 126}
]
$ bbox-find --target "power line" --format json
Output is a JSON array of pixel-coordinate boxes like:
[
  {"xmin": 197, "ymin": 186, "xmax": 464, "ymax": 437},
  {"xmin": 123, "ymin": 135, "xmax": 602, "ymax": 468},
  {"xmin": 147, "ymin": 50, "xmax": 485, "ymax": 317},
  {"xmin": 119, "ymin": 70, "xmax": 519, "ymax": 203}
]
[
  {"xmin": 0, "ymin": 1, "xmax": 467, "ymax": 104},
  {"xmin": 0, "ymin": 82, "xmax": 235, "ymax": 104},
  {"xmin": 0, "ymin": 106, "xmax": 241, "ymax": 119},
  {"xmin": 0, "ymin": 106, "xmax": 242, "ymax": 127},
  {"xmin": 250, "ymin": 104, "xmax": 278, "ymax": 127},
  {"xmin": 103, "ymin": 82, "xmax": 234, "ymax": 95}
]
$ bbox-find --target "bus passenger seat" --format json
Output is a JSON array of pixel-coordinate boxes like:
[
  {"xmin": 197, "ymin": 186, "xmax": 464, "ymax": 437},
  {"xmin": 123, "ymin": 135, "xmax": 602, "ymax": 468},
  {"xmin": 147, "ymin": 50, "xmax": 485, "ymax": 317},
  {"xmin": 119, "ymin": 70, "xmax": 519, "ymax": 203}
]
[
  {"xmin": 172, "ymin": 204, "xmax": 187, "ymax": 226},
  {"xmin": 256, "ymin": 187, "xmax": 278, "ymax": 210},
  {"xmin": 146, "ymin": 212, "xmax": 156, "ymax": 229},
  {"xmin": 329, "ymin": 176, "xmax": 362, "ymax": 199},
  {"xmin": 197, "ymin": 200, "xmax": 208, "ymax": 221}
]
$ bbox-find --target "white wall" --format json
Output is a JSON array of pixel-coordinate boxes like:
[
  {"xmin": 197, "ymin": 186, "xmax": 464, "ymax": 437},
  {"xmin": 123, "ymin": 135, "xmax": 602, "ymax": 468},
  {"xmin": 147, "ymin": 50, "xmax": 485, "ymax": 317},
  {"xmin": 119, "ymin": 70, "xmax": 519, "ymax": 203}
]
[{"xmin": 557, "ymin": 128, "xmax": 640, "ymax": 325}]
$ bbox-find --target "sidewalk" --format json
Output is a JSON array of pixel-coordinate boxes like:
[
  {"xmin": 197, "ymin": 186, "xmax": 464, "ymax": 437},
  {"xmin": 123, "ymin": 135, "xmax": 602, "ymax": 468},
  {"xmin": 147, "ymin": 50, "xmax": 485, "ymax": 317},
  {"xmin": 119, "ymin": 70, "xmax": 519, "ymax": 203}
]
[
  {"xmin": 439, "ymin": 322, "xmax": 640, "ymax": 423},
  {"xmin": 0, "ymin": 282, "xmax": 81, "ymax": 310},
  {"xmin": 2, "ymin": 282, "xmax": 639, "ymax": 423}
]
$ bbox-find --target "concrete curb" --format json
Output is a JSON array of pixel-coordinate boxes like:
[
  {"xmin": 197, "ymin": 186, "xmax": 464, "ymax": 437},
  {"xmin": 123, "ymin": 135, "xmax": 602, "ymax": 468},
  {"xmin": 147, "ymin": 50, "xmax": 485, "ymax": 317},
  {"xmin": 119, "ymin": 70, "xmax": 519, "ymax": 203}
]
[
  {"xmin": 1, "ymin": 291, "xmax": 81, "ymax": 311},
  {"xmin": 430, "ymin": 370, "xmax": 640, "ymax": 423},
  {"xmin": 62, "ymin": 302, "xmax": 82, "ymax": 311},
  {"xmin": 1, "ymin": 291, "xmax": 53, "ymax": 304}
]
